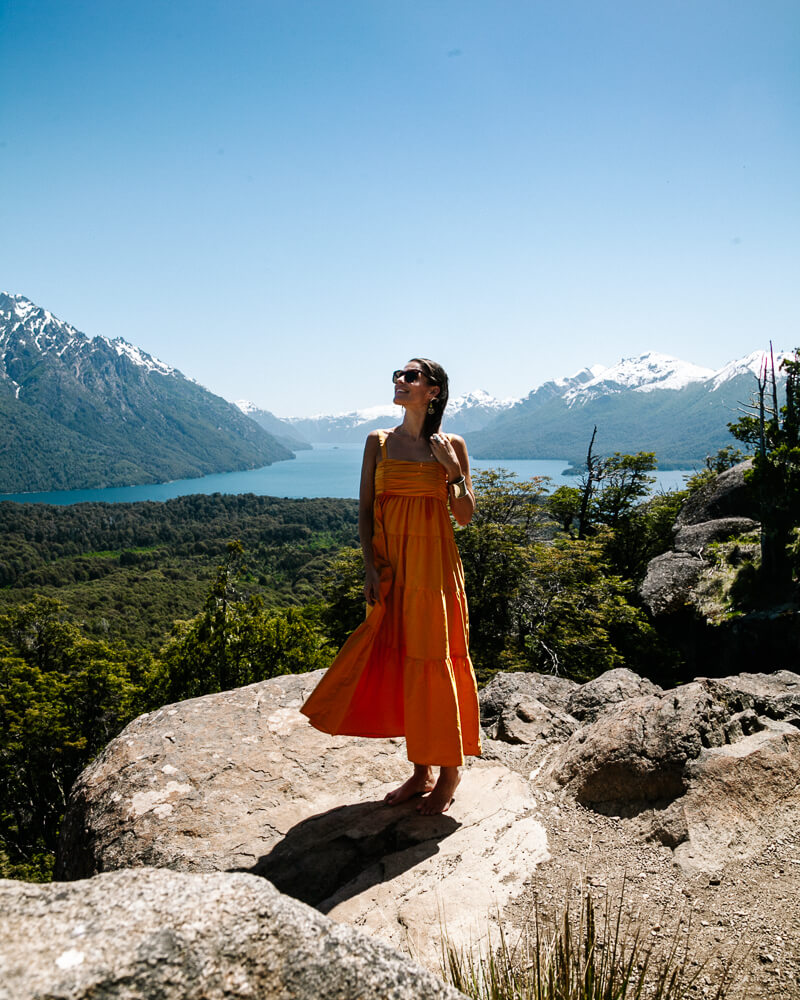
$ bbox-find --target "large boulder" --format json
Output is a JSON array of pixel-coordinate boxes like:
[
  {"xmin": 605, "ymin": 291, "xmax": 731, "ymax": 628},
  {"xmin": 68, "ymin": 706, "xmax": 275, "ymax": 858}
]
[
  {"xmin": 565, "ymin": 668, "xmax": 663, "ymax": 724},
  {"xmin": 479, "ymin": 671, "xmax": 578, "ymax": 745},
  {"xmin": 549, "ymin": 674, "xmax": 800, "ymax": 871},
  {"xmin": 705, "ymin": 669, "xmax": 800, "ymax": 725},
  {"xmin": 676, "ymin": 460, "xmax": 757, "ymax": 526},
  {"xmin": 550, "ymin": 682, "xmax": 729, "ymax": 806},
  {"xmin": 639, "ymin": 551, "xmax": 705, "ymax": 616},
  {"xmin": 673, "ymin": 517, "xmax": 759, "ymax": 556},
  {"xmin": 56, "ymin": 672, "xmax": 549, "ymax": 968},
  {"xmin": 675, "ymin": 726, "xmax": 800, "ymax": 874},
  {"xmin": 0, "ymin": 867, "xmax": 464, "ymax": 1000}
]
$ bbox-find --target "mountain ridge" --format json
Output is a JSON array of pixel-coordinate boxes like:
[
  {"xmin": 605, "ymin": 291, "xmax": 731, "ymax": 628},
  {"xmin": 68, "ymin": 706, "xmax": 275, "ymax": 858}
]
[
  {"xmin": 270, "ymin": 349, "xmax": 789, "ymax": 464},
  {"xmin": 0, "ymin": 293, "xmax": 293, "ymax": 493}
]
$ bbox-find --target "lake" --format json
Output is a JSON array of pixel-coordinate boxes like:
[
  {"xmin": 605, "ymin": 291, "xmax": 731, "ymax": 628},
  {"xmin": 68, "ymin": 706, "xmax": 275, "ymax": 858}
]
[{"xmin": 0, "ymin": 443, "xmax": 699, "ymax": 506}]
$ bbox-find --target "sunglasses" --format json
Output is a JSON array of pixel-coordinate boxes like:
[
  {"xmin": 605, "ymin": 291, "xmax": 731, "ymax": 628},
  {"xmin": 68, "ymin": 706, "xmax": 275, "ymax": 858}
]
[{"xmin": 392, "ymin": 369, "xmax": 427, "ymax": 384}]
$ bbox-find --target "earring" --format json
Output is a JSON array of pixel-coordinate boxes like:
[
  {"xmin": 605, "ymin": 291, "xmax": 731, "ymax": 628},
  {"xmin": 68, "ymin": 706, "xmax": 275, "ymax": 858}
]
[{"xmin": 427, "ymin": 401, "xmax": 435, "ymax": 415}]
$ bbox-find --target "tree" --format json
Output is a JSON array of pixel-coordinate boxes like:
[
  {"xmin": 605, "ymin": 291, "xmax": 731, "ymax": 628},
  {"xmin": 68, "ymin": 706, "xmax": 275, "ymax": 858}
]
[
  {"xmin": 546, "ymin": 485, "xmax": 582, "ymax": 534},
  {"xmin": 455, "ymin": 470, "xmax": 552, "ymax": 670},
  {"xmin": 455, "ymin": 470, "xmax": 668, "ymax": 682},
  {"xmin": 155, "ymin": 542, "xmax": 334, "ymax": 704},
  {"xmin": 516, "ymin": 537, "xmax": 664, "ymax": 682},
  {"xmin": 0, "ymin": 598, "xmax": 145, "ymax": 875},
  {"xmin": 318, "ymin": 547, "xmax": 367, "ymax": 649},
  {"xmin": 728, "ymin": 347, "xmax": 800, "ymax": 595}
]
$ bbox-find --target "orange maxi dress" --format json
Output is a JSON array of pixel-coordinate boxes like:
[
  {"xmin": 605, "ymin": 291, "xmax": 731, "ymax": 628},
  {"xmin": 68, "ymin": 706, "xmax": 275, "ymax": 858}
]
[{"xmin": 300, "ymin": 431, "xmax": 482, "ymax": 767}]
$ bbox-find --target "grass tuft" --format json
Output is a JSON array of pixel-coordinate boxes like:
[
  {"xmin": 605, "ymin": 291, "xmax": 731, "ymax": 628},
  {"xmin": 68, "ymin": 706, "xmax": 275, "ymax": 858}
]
[{"xmin": 442, "ymin": 886, "xmax": 737, "ymax": 1000}]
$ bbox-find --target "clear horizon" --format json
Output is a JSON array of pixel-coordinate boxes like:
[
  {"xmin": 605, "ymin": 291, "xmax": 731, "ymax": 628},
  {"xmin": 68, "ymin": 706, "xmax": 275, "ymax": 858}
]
[{"xmin": 2, "ymin": 1, "xmax": 798, "ymax": 417}]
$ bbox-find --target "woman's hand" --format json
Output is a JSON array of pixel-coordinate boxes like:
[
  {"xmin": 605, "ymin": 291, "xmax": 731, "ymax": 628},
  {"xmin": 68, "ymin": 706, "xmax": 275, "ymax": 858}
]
[
  {"xmin": 429, "ymin": 433, "xmax": 461, "ymax": 480},
  {"xmin": 431, "ymin": 433, "xmax": 475, "ymax": 526},
  {"xmin": 364, "ymin": 565, "xmax": 381, "ymax": 606}
]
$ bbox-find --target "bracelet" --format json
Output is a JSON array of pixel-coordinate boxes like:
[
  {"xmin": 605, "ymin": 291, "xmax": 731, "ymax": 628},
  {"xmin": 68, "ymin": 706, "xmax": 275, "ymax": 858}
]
[{"xmin": 448, "ymin": 474, "xmax": 467, "ymax": 500}]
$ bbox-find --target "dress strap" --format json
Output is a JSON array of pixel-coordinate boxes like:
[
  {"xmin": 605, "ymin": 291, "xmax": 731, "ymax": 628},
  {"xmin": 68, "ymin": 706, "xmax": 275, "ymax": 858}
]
[{"xmin": 376, "ymin": 429, "xmax": 388, "ymax": 460}]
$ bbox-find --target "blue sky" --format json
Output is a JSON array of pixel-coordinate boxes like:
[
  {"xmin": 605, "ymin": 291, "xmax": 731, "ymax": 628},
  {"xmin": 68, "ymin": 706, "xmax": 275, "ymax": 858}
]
[{"xmin": 1, "ymin": 1, "xmax": 798, "ymax": 416}]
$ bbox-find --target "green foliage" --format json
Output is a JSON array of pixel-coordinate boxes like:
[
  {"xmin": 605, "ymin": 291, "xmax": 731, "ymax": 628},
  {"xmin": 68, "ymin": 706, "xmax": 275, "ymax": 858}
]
[
  {"xmin": 683, "ymin": 446, "xmax": 750, "ymax": 496},
  {"xmin": 517, "ymin": 537, "xmax": 664, "ymax": 682},
  {"xmin": 457, "ymin": 471, "xmax": 667, "ymax": 683},
  {"xmin": 728, "ymin": 348, "xmax": 800, "ymax": 597},
  {"xmin": 589, "ymin": 452, "xmax": 657, "ymax": 530},
  {"xmin": 0, "ymin": 493, "xmax": 359, "ymax": 648},
  {"xmin": 546, "ymin": 486, "xmax": 582, "ymax": 534},
  {"xmin": 154, "ymin": 544, "xmax": 334, "ymax": 705},
  {"xmin": 443, "ymin": 887, "xmax": 735, "ymax": 1000},
  {"xmin": 318, "ymin": 547, "xmax": 367, "ymax": 649},
  {"xmin": 704, "ymin": 445, "xmax": 748, "ymax": 474},
  {"xmin": 600, "ymin": 490, "xmax": 688, "ymax": 583},
  {"xmin": 456, "ymin": 470, "xmax": 552, "ymax": 672},
  {"xmin": 0, "ymin": 597, "xmax": 147, "ymax": 871}
]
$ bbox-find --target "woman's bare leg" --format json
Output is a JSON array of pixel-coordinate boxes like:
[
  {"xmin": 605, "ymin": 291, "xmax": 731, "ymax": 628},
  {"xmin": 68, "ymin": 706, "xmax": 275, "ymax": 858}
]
[
  {"xmin": 384, "ymin": 763, "xmax": 435, "ymax": 805},
  {"xmin": 417, "ymin": 766, "xmax": 461, "ymax": 815}
]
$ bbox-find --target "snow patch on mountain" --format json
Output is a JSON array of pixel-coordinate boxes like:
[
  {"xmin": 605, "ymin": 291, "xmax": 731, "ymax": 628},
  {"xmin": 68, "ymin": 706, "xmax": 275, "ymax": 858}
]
[
  {"xmin": 235, "ymin": 399, "xmax": 260, "ymax": 415},
  {"xmin": 564, "ymin": 352, "xmax": 715, "ymax": 404},
  {"xmin": 709, "ymin": 349, "xmax": 792, "ymax": 391},
  {"xmin": 553, "ymin": 364, "xmax": 608, "ymax": 389},
  {"xmin": 284, "ymin": 390, "xmax": 516, "ymax": 427},
  {"xmin": 447, "ymin": 389, "xmax": 518, "ymax": 415},
  {"xmin": 112, "ymin": 339, "xmax": 176, "ymax": 376},
  {"xmin": 1, "ymin": 292, "xmax": 178, "ymax": 379}
]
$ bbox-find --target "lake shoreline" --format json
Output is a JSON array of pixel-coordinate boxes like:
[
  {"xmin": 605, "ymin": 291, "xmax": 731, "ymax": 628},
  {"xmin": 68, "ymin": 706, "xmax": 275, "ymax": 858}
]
[{"xmin": 0, "ymin": 443, "xmax": 698, "ymax": 507}]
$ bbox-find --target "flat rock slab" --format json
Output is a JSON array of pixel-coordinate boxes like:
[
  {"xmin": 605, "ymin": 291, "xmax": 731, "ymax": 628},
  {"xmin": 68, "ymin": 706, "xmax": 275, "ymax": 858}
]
[
  {"xmin": 57, "ymin": 671, "xmax": 412, "ymax": 879},
  {"xmin": 323, "ymin": 765, "xmax": 548, "ymax": 967},
  {"xmin": 56, "ymin": 672, "xmax": 549, "ymax": 967},
  {"xmin": 0, "ymin": 867, "xmax": 465, "ymax": 1000}
]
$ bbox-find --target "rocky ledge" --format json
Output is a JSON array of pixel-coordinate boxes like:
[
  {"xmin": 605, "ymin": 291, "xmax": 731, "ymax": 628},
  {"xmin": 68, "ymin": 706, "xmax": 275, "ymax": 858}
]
[
  {"xmin": 0, "ymin": 867, "xmax": 463, "ymax": 1000},
  {"xmin": 48, "ymin": 665, "xmax": 800, "ymax": 996}
]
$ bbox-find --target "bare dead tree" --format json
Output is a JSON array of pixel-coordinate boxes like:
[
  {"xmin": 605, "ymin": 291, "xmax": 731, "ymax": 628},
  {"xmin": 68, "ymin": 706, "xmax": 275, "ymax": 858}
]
[{"xmin": 577, "ymin": 425, "xmax": 598, "ymax": 540}]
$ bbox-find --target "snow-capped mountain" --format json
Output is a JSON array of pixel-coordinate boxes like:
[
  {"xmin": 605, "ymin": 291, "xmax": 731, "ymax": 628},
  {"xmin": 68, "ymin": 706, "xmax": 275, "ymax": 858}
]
[
  {"xmin": 468, "ymin": 348, "xmax": 791, "ymax": 468},
  {"xmin": 0, "ymin": 293, "xmax": 178, "ymax": 398},
  {"xmin": 234, "ymin": 400, "xmax": 311, "ymax": 450},
  {"xmin": 708, "ymin": 349, "xmax": 792, "ymax": 391},
  {"xmin": 0, "ymin": 292, "xmax": 292, "ymax": 493},
  {"xmin": 563, "ymin": 353, "xmax": 715, "ymax": 404},
  {"xmin": 279, "ymin": 390, "xmax": 518, "ymax": 443}
]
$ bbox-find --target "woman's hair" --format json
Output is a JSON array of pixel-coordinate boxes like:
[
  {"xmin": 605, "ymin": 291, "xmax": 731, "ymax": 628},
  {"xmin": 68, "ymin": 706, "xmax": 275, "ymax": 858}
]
[{"xmin": 409, "ymin": 357, "xmax": 449, "ymax": 440}]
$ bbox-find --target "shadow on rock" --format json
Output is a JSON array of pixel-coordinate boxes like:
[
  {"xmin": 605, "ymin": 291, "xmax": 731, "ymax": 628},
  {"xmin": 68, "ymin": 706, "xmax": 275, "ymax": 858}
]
[{"xmin": 239, "ymin": 798, "xmax": 460, "ymax": 911}]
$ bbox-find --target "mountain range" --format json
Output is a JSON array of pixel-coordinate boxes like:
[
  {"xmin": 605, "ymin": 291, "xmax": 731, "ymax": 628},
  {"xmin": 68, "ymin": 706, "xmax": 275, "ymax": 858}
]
[
  {"xmin": 249, "ymin": 351, "xmax": 787, "ymax": 469},
  {"xmin": 0, "ymin": 293, "xmax": 292, "ymax": 493},
  {"xmin": 465, "ymin": 351, "xmax": 788, "ymax": 467},
  {"xmin": 1, "ymin": 291, "xmax": 788, "ymax": 495}
]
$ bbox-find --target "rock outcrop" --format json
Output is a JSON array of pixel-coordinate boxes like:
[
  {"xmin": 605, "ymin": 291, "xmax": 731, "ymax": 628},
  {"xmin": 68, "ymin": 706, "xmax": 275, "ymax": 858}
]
[
  {"xmin": 639, "ymin": 459, "xmax": 800, "ymax": 677},
  {"xmin": 675, "ymin": 460, "xmax": 756, "ymax": 526},
  {"xmin": 0, "ymin": 867, "xmax": 464, "ymax": 1000},
  {"xmin": 673, "ymin": 517, "xmax": 759, "ymax": 556},
  {"xmin": 52, "ymin": 667, "xmax": 800, "ymax": 996},
  {"xmin": 641, "ymin": 461, "xmax": 760, "ymax": 620},
  {"xmin": 549, "ymin": 673, "xmax": 800, "ymax": 871},
  {"xmin": 565, "ymin": 667, "xmax": 663, "ymax": 723},
  {"xmin": 56, "ymin": 671, "xmax": 549, "ymax": 967},
  {"xmin": 640, "ymin": 551, "xmax": 707, "ymax": 616},
  {"xmin": 478, "ymin": 671, "xmax": 578, "ymax": 744}
]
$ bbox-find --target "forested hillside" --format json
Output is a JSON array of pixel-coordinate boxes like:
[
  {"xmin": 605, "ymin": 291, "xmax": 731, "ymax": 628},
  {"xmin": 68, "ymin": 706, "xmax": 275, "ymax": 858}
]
[
  {"xmin": 0, "ymin": 293, "xmax": 293, "ymax": 492},
  {"xmin": 0, "ymin": 494, "xmax": 359, "ymax": 647}
]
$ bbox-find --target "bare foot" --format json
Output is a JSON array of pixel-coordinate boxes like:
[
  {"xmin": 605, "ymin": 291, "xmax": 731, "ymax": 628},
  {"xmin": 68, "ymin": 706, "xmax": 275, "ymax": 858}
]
[
  {"xmin": 384, "ymin": 764, "xmax": 435, "ymax": 806},
  {"xmin": 417, "ymin": 767, "xmax": 461, "ymax": 815}
]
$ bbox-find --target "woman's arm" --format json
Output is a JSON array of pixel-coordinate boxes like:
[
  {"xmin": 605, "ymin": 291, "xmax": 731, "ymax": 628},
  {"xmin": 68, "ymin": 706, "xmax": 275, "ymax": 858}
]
[
  {"xmin": 430, "ymin": 433, "xmax": 476, "ymax": 526},
  {"xmin": 359, "ymin": 432, "xmax": 381, "ymax": 604}
]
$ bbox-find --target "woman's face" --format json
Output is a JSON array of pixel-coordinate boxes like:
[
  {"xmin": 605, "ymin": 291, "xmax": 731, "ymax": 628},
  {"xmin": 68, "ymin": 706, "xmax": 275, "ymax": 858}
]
[{"xmin": 393, "ymin": 362, "xmax": 438, "ymax": 408}]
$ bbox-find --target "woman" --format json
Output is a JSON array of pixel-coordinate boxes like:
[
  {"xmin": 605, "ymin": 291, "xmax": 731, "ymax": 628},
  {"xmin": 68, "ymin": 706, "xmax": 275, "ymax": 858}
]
[{"xmin": 301, "ymin": 358, "xmax": 481, "ymax": 815}]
